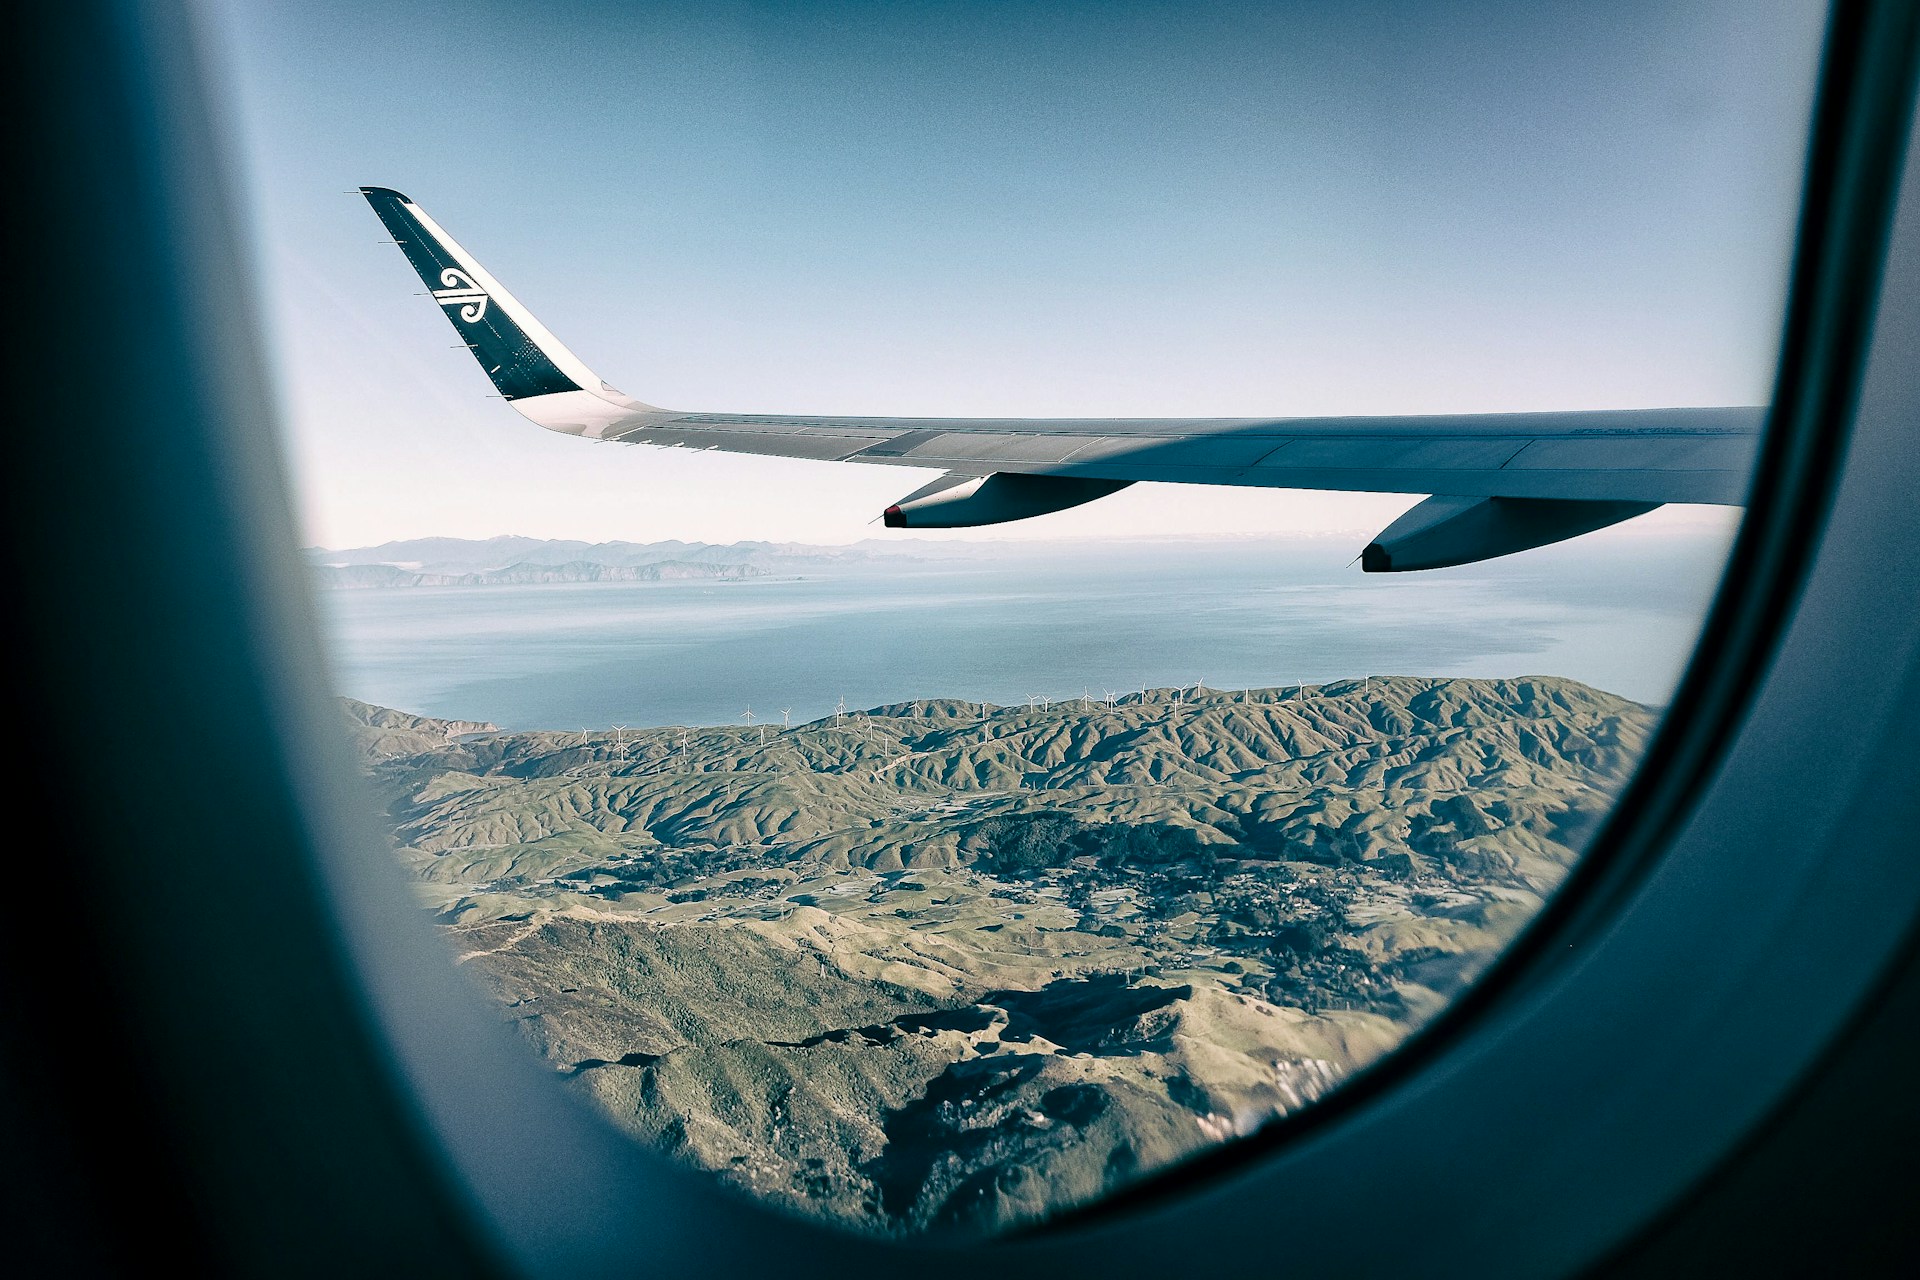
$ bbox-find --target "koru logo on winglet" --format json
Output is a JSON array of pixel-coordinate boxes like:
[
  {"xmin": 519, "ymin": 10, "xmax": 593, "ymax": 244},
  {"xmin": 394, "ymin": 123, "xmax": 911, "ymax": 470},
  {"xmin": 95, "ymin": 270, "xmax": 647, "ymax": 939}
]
[{"xmin": 430, "ymin": 268, "xmax": 489, "ymax": 323}]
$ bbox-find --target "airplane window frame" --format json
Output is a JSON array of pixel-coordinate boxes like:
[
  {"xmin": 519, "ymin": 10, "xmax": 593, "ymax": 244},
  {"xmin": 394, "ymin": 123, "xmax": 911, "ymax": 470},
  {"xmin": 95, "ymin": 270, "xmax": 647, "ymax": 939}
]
[{"xmin": 11, "ymin": 0, "xmax": 1920, "ymax": 1274}]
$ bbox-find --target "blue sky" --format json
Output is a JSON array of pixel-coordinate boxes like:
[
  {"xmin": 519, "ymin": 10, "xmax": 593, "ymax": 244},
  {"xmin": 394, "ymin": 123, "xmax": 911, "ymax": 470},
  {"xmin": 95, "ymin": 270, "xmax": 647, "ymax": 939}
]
[{"xmin": 210, "ymin": 0, "xmax": 1824, "ymax": 548}]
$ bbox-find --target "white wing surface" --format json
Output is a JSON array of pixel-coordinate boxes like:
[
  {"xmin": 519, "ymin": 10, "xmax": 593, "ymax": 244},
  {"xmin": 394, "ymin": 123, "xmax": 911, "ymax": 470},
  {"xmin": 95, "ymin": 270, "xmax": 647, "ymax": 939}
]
[{"xmin": 362, "ymin": 187, "xmax": 1761, "ymax": 569}]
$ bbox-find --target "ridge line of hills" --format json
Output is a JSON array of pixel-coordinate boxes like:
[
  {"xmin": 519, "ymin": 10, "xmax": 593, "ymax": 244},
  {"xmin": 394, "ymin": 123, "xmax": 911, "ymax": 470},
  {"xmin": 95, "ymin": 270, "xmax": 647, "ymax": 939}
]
[
  {"xmin": 345, "ymin": 674, "xmax": 1651, "ymax": 1235},
  {"xmin": 302, "ymin": 532, "xmax": 1378, "ymax": 589},
  {"xmin": 306, "ymin": 534, "xmax": 903, "ymax": 589},
  {"xmin": 316, "ymin": 559, "xmax": 770, "ymax": 589}
]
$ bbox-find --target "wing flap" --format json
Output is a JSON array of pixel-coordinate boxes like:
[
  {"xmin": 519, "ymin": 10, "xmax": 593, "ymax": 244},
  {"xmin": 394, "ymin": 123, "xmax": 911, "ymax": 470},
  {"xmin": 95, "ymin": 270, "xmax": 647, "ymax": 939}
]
[
  {"xmin": 1501, "ymin": 434, "xmax": 1757, "ymax": 472},
  {"xmin": 615, "ymin": 423, "xmax": 895, "ymax": 461},
  {"xmin": 1259, "ymin": 437, "xmax": 1533, "ymax": 471},
  {"xmin": 877, "ymin": 432, "xmax": 1115, "ymax": 465}
]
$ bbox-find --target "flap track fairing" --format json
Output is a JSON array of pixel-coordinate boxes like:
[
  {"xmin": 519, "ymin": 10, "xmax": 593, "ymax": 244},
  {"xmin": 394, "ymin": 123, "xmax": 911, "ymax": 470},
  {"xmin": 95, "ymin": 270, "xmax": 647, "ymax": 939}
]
[
  {"xmin": 1362, "ymin": 495, "xmax": 1661, "ymax": 572},
  {"xmin": 881, "ymin": 472, "xmax": 1133, "ymax": 528}
]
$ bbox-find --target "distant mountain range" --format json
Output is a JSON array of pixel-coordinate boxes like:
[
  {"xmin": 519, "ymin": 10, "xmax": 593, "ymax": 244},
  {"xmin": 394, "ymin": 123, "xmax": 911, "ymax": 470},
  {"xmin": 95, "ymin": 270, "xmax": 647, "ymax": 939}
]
[
  {"xmin": 315, "ymin": 560, "xmax": 773, "ymax": 589},
  {"xmin": 304, "ymin": 532, "xmax": 1368, "ymax": 590},
  {"xmin": 305, "ymin": 535, "xmax": 916, "ymax": 589}
]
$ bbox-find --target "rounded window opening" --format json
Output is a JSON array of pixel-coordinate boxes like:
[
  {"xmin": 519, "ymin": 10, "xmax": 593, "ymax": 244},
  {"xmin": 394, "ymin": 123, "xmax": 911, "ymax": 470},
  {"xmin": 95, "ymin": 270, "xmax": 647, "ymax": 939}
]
[{"xmin": 219, "ymin": 0, "xmax": 1826, "ymax": 1238}]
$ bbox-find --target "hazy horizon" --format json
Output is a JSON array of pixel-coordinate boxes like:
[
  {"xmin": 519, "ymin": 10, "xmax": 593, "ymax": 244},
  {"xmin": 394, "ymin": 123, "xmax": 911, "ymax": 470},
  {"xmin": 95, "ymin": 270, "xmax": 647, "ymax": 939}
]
[{"xmin": 318, "ymin": 528, "xmax": 1733, "ymax": 722}]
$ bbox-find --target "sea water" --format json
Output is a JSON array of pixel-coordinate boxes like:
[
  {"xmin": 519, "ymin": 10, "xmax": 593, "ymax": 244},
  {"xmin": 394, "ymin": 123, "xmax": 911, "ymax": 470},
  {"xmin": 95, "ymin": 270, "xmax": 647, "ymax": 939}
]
[{"xmin": 313, "ymin": 534, "xmax": 1733, "ymax": 731}]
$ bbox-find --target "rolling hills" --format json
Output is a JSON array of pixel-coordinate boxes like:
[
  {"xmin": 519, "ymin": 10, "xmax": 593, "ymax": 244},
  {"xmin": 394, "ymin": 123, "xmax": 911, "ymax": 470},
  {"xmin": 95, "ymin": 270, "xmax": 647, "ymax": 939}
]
[{"xmin": 347, "ymin": 675, "xmax": 1651, "ymax": 1234}]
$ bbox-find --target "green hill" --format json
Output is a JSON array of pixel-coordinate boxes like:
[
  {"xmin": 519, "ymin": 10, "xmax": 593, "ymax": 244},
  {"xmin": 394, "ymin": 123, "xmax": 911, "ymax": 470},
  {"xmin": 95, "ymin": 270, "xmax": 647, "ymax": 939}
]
[{"xmin": 352, "ymin": 676, "xmax": 1651, "ymax": 1235}]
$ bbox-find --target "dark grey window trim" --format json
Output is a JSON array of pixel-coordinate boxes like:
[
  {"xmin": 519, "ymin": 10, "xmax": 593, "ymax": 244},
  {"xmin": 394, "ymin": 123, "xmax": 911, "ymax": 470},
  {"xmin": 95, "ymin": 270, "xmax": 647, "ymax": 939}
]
[{"xmin": 9, "ymin": 2, "xmax": 1919, "ymax": 1276}]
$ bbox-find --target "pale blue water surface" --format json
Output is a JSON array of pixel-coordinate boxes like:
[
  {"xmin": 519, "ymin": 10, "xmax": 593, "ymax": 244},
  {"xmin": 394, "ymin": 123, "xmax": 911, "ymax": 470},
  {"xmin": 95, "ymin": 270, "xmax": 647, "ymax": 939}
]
[{"xmin": 314, "ymin": 535, "xmax": 1733, "ymax": 731}]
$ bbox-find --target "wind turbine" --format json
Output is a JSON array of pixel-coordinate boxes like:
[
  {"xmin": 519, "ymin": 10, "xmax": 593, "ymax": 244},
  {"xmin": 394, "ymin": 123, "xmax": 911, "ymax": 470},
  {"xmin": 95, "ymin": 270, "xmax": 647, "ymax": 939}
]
[
  {"xmin": 780, "ymin": 707, "xmax": 792, "ymax": 728},
  {"xmin": 834, "ymin": 695, "xmax": 846, "ymax": 725},
  {"xmin": 612, "ymin": 724, "xmax": 628, "ymax": 760}
]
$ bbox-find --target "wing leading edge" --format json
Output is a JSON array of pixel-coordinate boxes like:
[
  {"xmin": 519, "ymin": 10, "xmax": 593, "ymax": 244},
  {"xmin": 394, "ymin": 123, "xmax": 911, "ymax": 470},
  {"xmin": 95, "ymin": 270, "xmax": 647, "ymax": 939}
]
[{"xmin": 361, "ymin": 187, "xmax": 1763, "ymax": 569}]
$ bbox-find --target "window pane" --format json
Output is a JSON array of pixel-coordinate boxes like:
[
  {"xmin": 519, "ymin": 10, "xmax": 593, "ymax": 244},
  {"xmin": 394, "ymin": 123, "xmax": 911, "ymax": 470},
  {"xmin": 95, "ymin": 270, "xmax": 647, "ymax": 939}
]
[{"xmin": 215, "ymin": 0, "xmax": 1824, "ymax": 1237}]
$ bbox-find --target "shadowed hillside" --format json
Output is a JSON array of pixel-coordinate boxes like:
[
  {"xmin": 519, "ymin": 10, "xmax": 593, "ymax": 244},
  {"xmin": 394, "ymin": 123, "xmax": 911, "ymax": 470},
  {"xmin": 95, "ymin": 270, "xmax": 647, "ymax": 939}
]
[{"xmin": 353, "ymin": 676, "xmax": 1651, "ymax": 1235}]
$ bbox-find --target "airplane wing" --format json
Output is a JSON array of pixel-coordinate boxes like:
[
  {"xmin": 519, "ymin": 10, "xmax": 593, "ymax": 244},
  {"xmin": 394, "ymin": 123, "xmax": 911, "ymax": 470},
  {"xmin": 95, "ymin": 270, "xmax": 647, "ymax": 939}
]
[{"xmin": 361, "ymin": 186, "xmax": 1762, "ymax": 570}]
